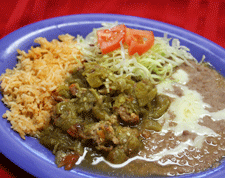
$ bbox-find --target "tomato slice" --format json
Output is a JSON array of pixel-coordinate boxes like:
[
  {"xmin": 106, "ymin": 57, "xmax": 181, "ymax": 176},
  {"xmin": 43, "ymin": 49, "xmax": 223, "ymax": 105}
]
[
  {"xmin": 125, "ymin": 28, "xmax": 154, "ymax": 56},
  {"xmin": 97, "ymin": 24, "xmax": 126, "ymax": 54},
  {"xmin": 125, "ymin": 28, "xmax": 135, "ymax": 46}
]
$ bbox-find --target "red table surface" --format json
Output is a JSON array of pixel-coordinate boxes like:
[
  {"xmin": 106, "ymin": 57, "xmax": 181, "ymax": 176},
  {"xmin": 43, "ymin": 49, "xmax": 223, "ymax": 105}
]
[{"xmin": 0, "ymin": 0, "xmax": 225, "ymax": 177}]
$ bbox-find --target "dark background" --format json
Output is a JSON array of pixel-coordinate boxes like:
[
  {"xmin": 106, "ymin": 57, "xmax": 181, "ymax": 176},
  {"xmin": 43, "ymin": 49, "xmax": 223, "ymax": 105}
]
[{"xmin": 1, "ymin": 0, "xmax": 225, "ymax": 177}]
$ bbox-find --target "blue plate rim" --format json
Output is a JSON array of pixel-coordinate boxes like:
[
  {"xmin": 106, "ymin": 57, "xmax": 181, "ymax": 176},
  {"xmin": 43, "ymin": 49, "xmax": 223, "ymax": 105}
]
[{"xmin": 0, "ymin": 13, "xmax": 225, "ymax": 178}]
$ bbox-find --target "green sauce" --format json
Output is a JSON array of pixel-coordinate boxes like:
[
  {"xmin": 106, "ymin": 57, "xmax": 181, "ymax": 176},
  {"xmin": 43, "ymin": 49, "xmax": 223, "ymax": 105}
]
[{"xmin": 38, "ymin": 62, "xmax": 170, "ymax": 170}]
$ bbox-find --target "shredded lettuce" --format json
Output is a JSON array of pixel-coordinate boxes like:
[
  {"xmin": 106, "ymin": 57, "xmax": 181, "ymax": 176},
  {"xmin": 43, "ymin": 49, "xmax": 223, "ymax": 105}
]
[{"xmin": 75, "ymin": 22, "xmax": 197, "ymax": 84}]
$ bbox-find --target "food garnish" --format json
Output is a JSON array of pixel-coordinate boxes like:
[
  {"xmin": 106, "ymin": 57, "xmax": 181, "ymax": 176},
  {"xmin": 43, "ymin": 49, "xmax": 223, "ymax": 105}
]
[{"xmin": 97, "ymin": 24, "xmax": 154, "ymax": 56}]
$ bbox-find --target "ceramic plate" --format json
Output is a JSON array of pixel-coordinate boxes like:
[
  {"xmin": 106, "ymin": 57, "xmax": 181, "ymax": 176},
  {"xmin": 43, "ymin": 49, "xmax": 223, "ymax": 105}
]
[{"xmin": 1, "ymin": 14, "xmax": 225, "ymax": 178}]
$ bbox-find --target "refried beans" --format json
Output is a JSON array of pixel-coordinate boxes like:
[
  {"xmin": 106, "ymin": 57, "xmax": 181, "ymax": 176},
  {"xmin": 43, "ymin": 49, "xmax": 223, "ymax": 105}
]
[{"xmin": 83, "ymin": 61, "xmax": 225, "ymax": 177}]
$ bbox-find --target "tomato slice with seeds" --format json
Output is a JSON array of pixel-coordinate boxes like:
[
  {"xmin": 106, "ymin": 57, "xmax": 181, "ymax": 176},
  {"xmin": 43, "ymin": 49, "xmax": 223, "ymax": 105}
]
[
  {"xmin": 125, "ymin": 28, "xmax": 154, "ymax": 56},
  {"xmin": 97, "ymin": 24, "xmax": 126, "ymax": 54}
]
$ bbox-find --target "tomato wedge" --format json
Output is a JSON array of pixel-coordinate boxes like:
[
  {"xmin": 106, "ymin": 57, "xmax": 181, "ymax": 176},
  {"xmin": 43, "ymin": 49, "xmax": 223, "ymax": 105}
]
[
  {"xmin": 97, "ymin": 24, "xmax": 126, "ymax": 54},
  {"xmin": 125, "ymin": 28, "xmax": 154, "ymax": 56},
  {"xmin": 97, "ymin": 25, "xmax": 154, "ymax": 56}
]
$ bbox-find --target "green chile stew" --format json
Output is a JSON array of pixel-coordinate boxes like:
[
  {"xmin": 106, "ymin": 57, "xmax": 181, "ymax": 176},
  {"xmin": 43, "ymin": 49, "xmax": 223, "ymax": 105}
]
[{"xmin": 38, "ymin": 62, "xmax": 170, "ymax": 170}]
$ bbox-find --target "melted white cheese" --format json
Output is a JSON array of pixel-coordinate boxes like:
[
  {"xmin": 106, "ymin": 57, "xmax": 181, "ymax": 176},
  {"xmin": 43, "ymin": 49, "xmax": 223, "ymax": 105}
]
[
  {"xmin": 158, "ymin": 69, "xmax": 225, "ymax": 144},
  {"xmin": 210, "ymin": 109, "xmax": 225, "ymax": 121},
  {"xmin": 92, "ymin": 140, "xmax": 193, "ymax": 167},
  {"xmin": 161, "ymin": 86, "xmax": 216, "ymax": 137},
  {"xmin": 172, "ymin": 69, "xmax": 189, "ymax": 85}
]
